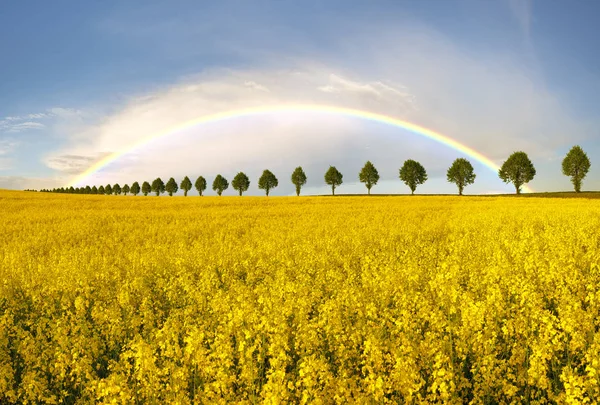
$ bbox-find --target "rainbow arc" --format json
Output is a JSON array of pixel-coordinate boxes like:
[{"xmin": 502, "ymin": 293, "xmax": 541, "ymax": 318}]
[{"xmin": 68, "ymin": 104, "xmax": 533, "ymax": 193}]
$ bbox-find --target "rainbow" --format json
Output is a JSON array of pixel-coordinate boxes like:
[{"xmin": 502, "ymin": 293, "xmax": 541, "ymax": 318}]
[{"xmin": 68, "ymin": 104, "xmax": 533, "ymax": 193}]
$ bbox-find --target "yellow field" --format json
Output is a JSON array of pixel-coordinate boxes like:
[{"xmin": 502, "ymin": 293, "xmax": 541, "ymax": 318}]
[{"xmin": 1, "ymin": 190, "xmax": 599, "ymax": 404}]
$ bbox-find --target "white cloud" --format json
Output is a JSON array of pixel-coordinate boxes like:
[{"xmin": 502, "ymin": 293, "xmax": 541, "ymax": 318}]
[{"xmin": 42, "ymin": 22, "xmax": 592, "ymax": 194}]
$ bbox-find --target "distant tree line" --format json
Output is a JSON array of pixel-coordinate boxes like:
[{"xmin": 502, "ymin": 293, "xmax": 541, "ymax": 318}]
[{"xmin": 36, "ymin": 146, "xmax": 591, "ymax": 196}]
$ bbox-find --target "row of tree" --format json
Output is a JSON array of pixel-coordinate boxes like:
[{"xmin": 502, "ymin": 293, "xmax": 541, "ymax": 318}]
[{"xmin": 38, "ymin": 146, "xmax": 591, "ymax": 196}]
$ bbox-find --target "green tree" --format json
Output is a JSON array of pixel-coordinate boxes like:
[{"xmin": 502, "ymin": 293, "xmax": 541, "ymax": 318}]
[
  {"xmin": 562, "ymin": 145, "xmax": 591, "ymax": 193},
  {"xmin": 180, "ymin": 176, "xmax": 192, "ymax": 196},
  {"xmin": 498, "ymin": 151, "xmax": 536, "ymax": 194},
  {"xmin": 141, "ymin": 181, "xmax": 151, "ymax": 196},
  {"xmin": 399, "ymin": 160, "xmax": 428, "ymax": 195},
  {"xmin": 113, "ymin": 183, "xmax": 122, "ymax": 195},
  {"xmin": 131, "ymin": 182, "xmax": 140, "ymax": 196},
  {"xmin": 258, "ymin": 170, "xmax": 278, "ymax": 196},
  {"xmin": 91, "ymin": 186, "xmax": 98, "ymax": 194},
  {"xmin": 151, "ymin": 178, "xmax": 165, "ymax": 196},
  {"xmin": 447, "ymin": 158, "xmax": 476, "ymax": 195},
  {"xmin": 232, "ymin": 172, "xmax": 251, "ymax": 196},
  {"xmin": 165, "ymin": 177, "xmax": 178, "ymax": 196},
  {"xmin": 123, "ymin": 184, "xmax": 130, "ymax": 195},
  {"xmin": 195, "ymin": 176, "xmax": 207, "ymax": 196},
  {"xmin": 85, "ymin": 185, "xmax": 92, "ymax": 194},
  {"xmin": 69, "ymin": 186, "xmax": 75, "ymax": 194},
  {"xmin": 105, "ymin": 184, "xmax": 113, "ymax": 195},
  {"xmin": 359, "ymin": 161, "xmax": 380, "ymax": 195},
  {"xmin": 98, "ymin": 185, "xmax": 105, "ymax": 194},
  {"xmin": 291, "ymin": 166, "xmax": 307, "ymax": 196},
  {"xmin": 212, "ymin": 175, "xmax": 229, "ymax": 196},
  {"xmin": 324, "ymin": 166, "xmax": 343, "ymax": 195}
]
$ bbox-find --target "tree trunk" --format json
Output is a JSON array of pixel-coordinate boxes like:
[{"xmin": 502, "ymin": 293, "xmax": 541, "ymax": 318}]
[{"xmin": 332, "ymin": 186, "xmax": 335, "ymax": 196}]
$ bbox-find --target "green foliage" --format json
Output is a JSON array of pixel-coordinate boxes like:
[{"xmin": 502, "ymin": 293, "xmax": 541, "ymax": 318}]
[
  {"xmin": 85, "ymin": 186, "xmax": 92, "ymax": 194},
  {"xmin": 122, "ymin": 184, "xmax": 130, "ymax": 195},
  {"xmin": 195, "ymin": 176, "xmax": 207, "ymax": 196},
  {"xmin": 131, "ymin": 182, "xmax": 140, "ymax": 196},
  {"xmin": 141, "ymin": 181, "xmax": 151, "ymax": 196},
  {"xmin": 291, "ymin": 166, "xmax": 307, "ymax": 196},
  {"xmin": 68, "ymin": 186, "xmax": 75, "ymax": 194},
  {"xmin": 399, "ymin": 160, "xmax": 428, "ymax": 195},
  {"xmin": 151, "ymin": 178, "xmax": 165, "ymax": 196},
  {"xmin": 562, "ymin": 145, "xmax": 591, "ymax": 193},
  {"xmin": 165, "ymin": 177, "xmax": 178, "ymax": 196},
  {"xmin": 113, "ymin": 183, "xmax": 122, "ymax": 195},
  {"xmin": 258, "ymin": 170, "xmax": 278, "ymax": 196},
  {"xmin": 91, "ymin": 186, "xmax": 98, "ymax": 195},
  {"xmin": 359, "ymin": 161, "xmax": 380, "ymax": 195},
  {"xmin": 105, "ymin": 184, "xmax": 113, "ymax": 195},
  {"xmin": 447, "ymin": 158, "xmax": 476, "ymax": 195},
  {"xmin": 232, "ymin": 172, "xmax": 251, "ymax": 196},
  {"xmin": 180, "ymin": 176, "xmax": 192, "ymax": 196},
  {"xmin": 324, "ymin": 166, "xmax": 343, "ymax": 195},
  {"xmin": 212, "ymin": 175, "xmax": 229, "ymax": 196},
  {"xmin": 498, "ymin": 151, "xmax": 536, "ymax": 194},
  {"xmin": 98, "ymin": 185, "xmax": 105, "ymax": 194}
]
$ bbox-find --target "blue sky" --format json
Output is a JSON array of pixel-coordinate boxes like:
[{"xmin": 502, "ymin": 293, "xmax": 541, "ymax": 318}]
[{"xmin": 1, "ymin": 0, "xmax": 599, "ymax": 194}]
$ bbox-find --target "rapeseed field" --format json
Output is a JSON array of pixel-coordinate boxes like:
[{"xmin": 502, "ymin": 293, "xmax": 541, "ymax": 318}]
[{"xmin": 1, "ymin": 190, "xmax": 599, "ymax": 404}]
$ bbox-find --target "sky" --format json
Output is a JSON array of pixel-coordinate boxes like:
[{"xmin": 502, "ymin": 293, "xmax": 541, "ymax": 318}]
[{"xmin": 1, "ymin": 0, "xmax": 599, "ymax": 195}]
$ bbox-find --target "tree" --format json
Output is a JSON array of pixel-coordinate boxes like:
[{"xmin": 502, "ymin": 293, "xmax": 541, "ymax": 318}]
[
  {"xmin": 562, "ymin": 145, "xmax": 591, "ymax": 193},
  {"xmin": 232, "ymin": 172, "xmax": 251, "ymax": 196},
  {"xmin": 291, "ymin": 166, "xmax": 307, "ymax": 196},
  {"xmin": 399, "ymin": 160, "xmax": 428, "ymax": 194},
  {"xmin": 113, "ymin": 183, "xmax": 122, "ymax": 195},
  {"xmin": 141, "ymin": 181, "xmax": 151, "ymax": 196},
  {"xmin": 447, "ymin": 158, "xmax": 476, "ymax": 195},
  {"xmin": 98, "ymin": 185, "xmax": 105, "ymax": 194},
  {"xmin": 165, "ymin": 177, "xmax": 178, "ymax": 196},
  {"xmin": 195, "ymin": 176, "xmax": 207, "ymax": 196},
  {"xmin": 180, "ymin": 176, "xmax": 192, "ymax": 196},
  {"xmin": 91, "ymin": 186, "xmax": 98, "ymax": 194},
  {"xmin": 498, "ymin": 151, "xmax": 536, "ymax": 194},
  {"xmin": 105, "ymin": 184, "xmax": 113, "ymax": 195},
  {"xmin": 69, "ymin": 186, "xmax": 75, "ymax": 194},
  {"xmin": 151, "ymin": 178, "xmax": 165, "ymax": 196},
  {"xmin": 359, "ymin": 161, "xmax": 380, "ymax": 195},
  {"xmin": 123, "ymin": 184, "xmax": 130, "ymax": 195},
  {"xmin": 85, "ymin": 185, "xmax": 92, "ymax": 194},
  {"xmin": 212, "ymin": 175, "xmax": 229, "ymax": 196},
  {"xmin": 324, "ymin": 166, "xmax": 343, "ymax": 195},
  {"xmin": 258, "ymin": 170, "xmax": 278, "ymax": 196},
  {"xmin": 131, "ymin": 182, "xmax": 140, "ymax": 196}
]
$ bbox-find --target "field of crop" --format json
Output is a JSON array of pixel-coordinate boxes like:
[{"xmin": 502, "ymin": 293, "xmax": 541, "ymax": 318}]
[{"xmin": 1, "ymin": 190, "xmax": 600, "ymax": 404}]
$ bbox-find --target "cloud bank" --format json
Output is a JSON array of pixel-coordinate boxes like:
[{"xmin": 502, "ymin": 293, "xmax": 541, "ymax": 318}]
[{"xmin": 40, "ymin": 22, "xmax": 592, "ymax": 194}]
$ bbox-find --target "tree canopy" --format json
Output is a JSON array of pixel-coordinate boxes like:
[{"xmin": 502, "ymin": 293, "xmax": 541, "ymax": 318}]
[
  {"xmin": 562, "ymin": 145, "xmax": 591, "ymax": 193},
  {"xmin": 180, "ymin": 176, "xmax": 192, "ymax": 196},
  {"xmin": 105, "ymin": 184, "xmax": 113, "ymax": 195},
  {"xmin": 498, "ymin": 151, "xmax": 536, "ymax": 194},
  {"xmin": 324, "ymin": 166, "xmax": 343, "ymax": 195},
  {"xmin": 212, "ymin": 175, "xmax": 229, "ymax": 196},
  {"xmin": 399, "ymin": 160, "xmax": 428, "ymax": 194},
  {"xmin": 122, "ymin": 184, "xmax": 130, "ymax": 195},
  {"xmin": 165, "ymin": 177, "xmax": 178, "ymax": 196},
  {"xmin": 359, "ymin": 161, "xmax": 380, "ymax": 195},
  {"xmin": 130, "ymin": 182, "xmax": 140, "ymax": 196},
  {"xmin": 258, "ymin": 170, "xmax": 278, "ymax": 196},
  {"xmin": 232, "ymin": 172, "xmax": 251, "ymax": 196},
  {"xmin": 291, "ymin": 166, "xmax": 307, "ymax": 196},
  {"xmin": 141, "ymin": 181, "xmax": 151, "ymax": 196},
  {"xmin": 195, "ymin": 176, "xmax": 207, "ymax": 196},
  {"xmin": 151, "ymin": 178, "xmax": 165, "ymax": 196},
  {"xmin": 447, "ymin": 158, "xmax": 476, "ymax": 195}
]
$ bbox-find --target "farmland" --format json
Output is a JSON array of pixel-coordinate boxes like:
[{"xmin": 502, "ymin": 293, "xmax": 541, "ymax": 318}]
[{"xmin": 1, "ymin": 190, "xmax": 599, "ymax": 403}]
